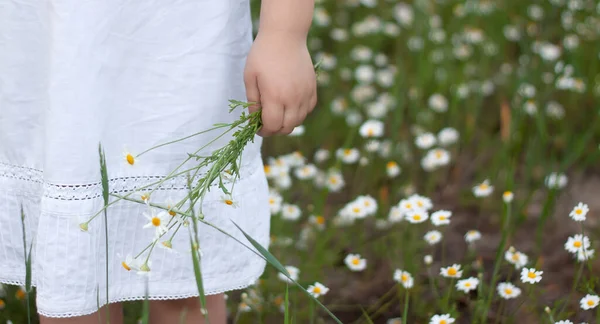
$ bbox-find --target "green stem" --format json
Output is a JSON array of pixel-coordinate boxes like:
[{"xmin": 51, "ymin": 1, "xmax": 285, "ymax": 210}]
[{"xmin": 402, "ymin": 289, "xmax": 410, "ymax": 324}]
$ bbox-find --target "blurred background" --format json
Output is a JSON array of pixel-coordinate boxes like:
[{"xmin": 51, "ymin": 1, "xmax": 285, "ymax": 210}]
[{"xmin": 2, "ymin": 0, "xmax": 600, "ymax": 323}]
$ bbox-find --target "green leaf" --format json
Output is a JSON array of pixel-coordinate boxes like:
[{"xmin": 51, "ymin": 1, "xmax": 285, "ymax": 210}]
[
  {"xmin": 231, "ymin": 221, "xmax": 342, "ymax": 324},
  {"xmin": 190, "ymin": 238, "xmax": 210, "ymax": 324},
  {"xmin": 284, "ymin": 284, "xmax": 290, "ymax": 324},
  {"xmin": 361, "ymin": 307, "xmax": 375, "ymax": 324}
]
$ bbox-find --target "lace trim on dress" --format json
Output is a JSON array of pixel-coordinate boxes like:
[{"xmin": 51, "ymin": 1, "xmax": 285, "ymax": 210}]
[{"xmin": 0, "ymin": 160, "xmax": 258, "ymax": 201}]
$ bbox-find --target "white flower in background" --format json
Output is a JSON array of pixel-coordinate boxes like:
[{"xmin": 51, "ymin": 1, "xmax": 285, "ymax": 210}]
[
  {"xmin": 351, "ymin": 45, "xmax": 373, "ymax": 62},
  {"xmin": 473, "ymin": 179, "xmax": 494, "ymax": 197},
  {"xmin": 563, "ymin": 34, "xmax": 579, "ymax": 50},
  {"xmin": 524, "ymin": 100, "xmax": 537, "ymax": 115},
  {"xmin": 355, "ymin": 65, "xmax": 375, "ymax": 84},
  {"xmin": 409, "ymin": 194, "xmax": 433, "ymax": 211},
  {"xmin": 313, "ymin": 7, "xmax": 331, "ymax": 26},
  {"xmin": 325, "ymin": 170, "xmax": 345, "ymax": 192},
  {"xmin": 456, "ymin": 277, "xmax": 479, "ymax": 293},
  {"xmin": 518, "ymin": 83, "xmax": 537, "ymax": 98},
  {"xmin": 527, "ymin": 4, "xmax": 544, "ymax": 20},
  {"xmin": 429, "ymin": 314, "xmax": 455, "ymax": 324},
  {"xmin": 431, "ymin": 210, "xmax": 452, "ymax": 226},
  {"xmin": 277, "ymin": 266, "xmax": 300, "ymax": 283},
  {"xmin": 423, "ymin": 148, "xmax": 451, "ymax": 169},
  {"xmin": 364, "ymin": 140, "xmax": 380, "ymax": 153},
  {"xmin": 307, "ymin": 282, "xmax": 329, "ymax": 298},
  {"xmin": 281, "ymin": 204, "xmax": 302, "ymax": 221},
  {"xmin": 343, "ymin": 201, "xmax": 369, "ymax": 220},
  {"xmin": 505, "ymin": 247, "xmax": 529, "ymax": 269},
  {"xmin": 538, "ymin": 43, "xmax": 561, "ymax": 61},
  {"xmin": 424, "ymin": 255, "xmax": 433, "ymax": 265},
  {"xmin": 359, "ymin": 0, "xmax": 376, "ymax": 8},
  {"xmin": 564, "ymin": 234, "xmax": 591, "ymax": 254},
  {"xmin": 393, "ymin": 3, "xmax": 414, "ymax": 26},
  {"xmin": 359, "ymin": 119, "xmax": 385, "ymax": 138},
  {"xmin": 377, "ymin": 68, "xmax": 395, "ymax": 87},
  {"xmin": 344, "ymin": 253, "xmax": 367, "ymax": 271},
  {"xmin": 465, "ymin": 230, "xmax": 482, "ymax": 244},
  {"xmin": 294, "ymin": 164, "xmax": 318, "ymax": 180},
  {"xmin": 336, "ymin": 148, "xmax": 360, "ymax": 164},
  {"xmin": 330, "ymin": 28, "xmax": 348, "ymax": 42},
  {"xmin": 387, "ymin": 318, "xmax": 402, "ymax": 324},
  {"xmin": 268, "ymin": 191, "xmax": 283, "ymax": 214},
  {"xmin": 288, "ymin": 125, "xmax": 305, "ymax": 137},
  {"xmin": 143, "ymin": 209, "xmax": 169, "ymax": 238},
  {"xmin": 546, "ymin": 101, "xmax": 565, "ymax": 119},
  {"xmin": 406, "ymin": 210, "xmax": 429, "ymax": 224},
  {"xmin": 314, "ymin": 149, "xmax": 330, "ymax": 163},
  {"xmin": 428, "ymin": 94, "xmax": 448, "ymax": 112},
  {"xmin": 393, "ymin": 269, "xmax": 414, "ymax": 289},
  {"xmin": 502, "ymin": 191, "xmax": 514, "ymax": 203},
  {"xmin": 580, "ymin": 294, "xmax": 599, "ymax": 310},
  {"xmin": 503, "ymin": 25, "xmax": 521, "ymax": 41},
  {"xmin": 569, "ymin": 202, "xmax": 589, "ymax": 222},
  {"xmin": 520, "ymin": 267, "xmax": 543, "ymax": 284},
  {"xmin": 357, "ymin": 195, "xmax": 378, "ymax": 215},
  {"xmin": 424, "ymin": 230, "xmax": 442, "ymax": 245},
  {"xmin": 440, "ymin": 264, "xmax": 463, "ymax": 278},
  {"xmin": 497, "ymin": 282, "xmax": 521, "ymax": 299},
  {"xmin": 308, "ymin": 215, "xmax": 326, "ymax": 230},
  {"xmin": 386, "ymin": 161, "xmax": 401, "ymax": 178},
  {"xmin": 398, "ymin": 198, "xmax": 416, "ymax": 213},
  {"xmin": 545, "ymin": 172, "xmax": 568, "ymax": 189},
  {"xmin": 121, "ymin": 254, "xmax": 140, "ymax": 272},
  {"xmin": 437, "ymin": 127, "xmax": 459, "ymax": 146},
  {"xmin": 554, "ymin": 321, "xmax": 573, "ymax": 324},
  {"xmin": 415, "ymin": 132, "xmax": 437, "ymax": 149},
  {"xmin": 388, "ymin": 206, "xmax": 404, "ymax": 223},
  {"xmin": 576, "ymin": 248, "xmax": 595, "ymax": 262},
  {"xmin": 275, "ymin": 174, "xmax": 292, "ymax": 190}
]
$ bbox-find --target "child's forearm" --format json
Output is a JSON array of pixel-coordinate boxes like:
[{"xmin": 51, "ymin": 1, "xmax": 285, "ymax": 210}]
[{"xmin": 258, "ymin": 0, "xmax": 314, "ymax": 41}]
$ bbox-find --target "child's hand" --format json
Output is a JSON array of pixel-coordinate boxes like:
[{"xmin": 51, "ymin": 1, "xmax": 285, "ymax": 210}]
[{"xmin": 244, "ymin": 31, "xmax": 317, "ymax": 136}]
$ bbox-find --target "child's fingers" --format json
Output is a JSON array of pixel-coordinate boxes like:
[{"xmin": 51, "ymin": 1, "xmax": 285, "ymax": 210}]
[
  {"xmin": 259, "ymin": 99, "xmax": 284, "ymax": 137},
  {"xmin": 244, "ymin": 73, "xmax": 261, "ymax": 114}
]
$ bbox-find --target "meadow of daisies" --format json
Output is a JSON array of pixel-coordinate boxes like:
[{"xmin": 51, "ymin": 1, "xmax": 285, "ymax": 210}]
[{"xmin": 2, "ymin": 0, "xmax": 600, "ymax": 323}]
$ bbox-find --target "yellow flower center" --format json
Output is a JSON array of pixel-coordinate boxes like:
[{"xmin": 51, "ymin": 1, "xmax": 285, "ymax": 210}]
[
  {"xmin": 352, "ymin": 207, "xmax": 361, "ymax": 214},
  {"xmin": 313, "ymin": 287, "xmax": 321, "ymax": 294},
  {"xmin": 435, "ymin": 151, "xmax": 443, "ymax": 159},
  {"xmin": 351, "ymin": 258, "xmax": 360, "ymax": 265},
  {"xmin": 141, "ymin": 194, "xmax": 149, "ymax": 201},
  {"xmin": 126, "ymin": 154, "xmax": 135, "ymax": 165},
  {"xmin": 503, "ymin": 191, "xmax": 512, "ymax": 197},
  {"xmin": 367, "ymin": 128, "xmax": 374, "ymax": 136},
  {"xmin": 269, "ymin": 198, "xmax": 275, "ymax": 205},
  {"xmin": 0, "ymin": 299, "xmax": 5, "ymax": 309},
  {"xmin": 401, "ymin": 274, "xmax": 408, "ymax": 282},
  {"xmin": 329, "ymin": 177, "xmax": 338, "ymax": 184},
  {"xmin": 152, "ymin": 217, "xmax": 161, "ymax": 227},
  {"xmin": 440, "ymin": 320, "xmax": 447, "ymax": 324},
  {"xmin": 465, "ymin": 282, "xmax": 471, "ymax": 287},
  {"xmin": 405, "ymin": 203, "xmax": 412, "ymax": 209},
  {"xmin": 504, "ymin": 288, "xmax": 512, "ymax": 295},
  {"xmin": 439, "ymin": 216, "xmax": 446, "ymax": 221},
  {"xmin": 512, "ymin": 253, "xmax": 520, "ymax": 261},
  {"xmin": 15, "ymin": 289, "xmax": 26, "ymax": 300},
  {"xmin": 344, "ymin": 149, "xmax": 352, "ymax": 156},
  {"xmin": 316, "ymin": 216, "xmax": 325, "ymax": 225},
  {"xmin": 413, "ymin": 214, "xmax": 421, "ymax": 221},
  {"xmin": 264, "ymin": 165, "xmax": 271, "ymax": 174},
  {"xmin": 479, "ymin": 183, "xmax": 489, "ymax": 190},
  {"xmin": 587, "ymin": 300, "xmax": 595, "ymax": 306},
  {"xmin": 387, "ymin": 161, "xmax": 397, "ymax": 168},
  {"xmin": 575, "ymin": 208, "xmax": 582, "ymax": 215},
  {"xmin": 574, "ymin": 241, "xmax": 582, "ymax": 248},
  {"xmin": 448, "ymin": 268, "xmax": 457, "ymax": 276},
  {"xmin": 225, "ymin": 199, "xmax": 234, "ymax": 206},
  {"xmin": 169, "ymin": 210, "xmax": 176, "ymax": 217},
  {"xmin": 122, "ymin": 261, "xmax": 131, "ymax": 271},
  {"xmin": 364, "ymin": 201, "xmax": 371, "ymax": 207},
  {"xmin": 527, "ymin": 271, "xmax": 536, "ymax": 279}
]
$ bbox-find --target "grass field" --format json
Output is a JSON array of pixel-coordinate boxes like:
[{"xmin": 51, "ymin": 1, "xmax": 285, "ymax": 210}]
[{"xmin": 2, "ymin": 0, "xmax": 600, "ymax": 323}]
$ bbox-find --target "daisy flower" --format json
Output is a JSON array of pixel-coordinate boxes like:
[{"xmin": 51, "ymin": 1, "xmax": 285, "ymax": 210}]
[
  {"xmin": 473, "ymin": 180, "xmax": 494, "ymax": 197},
  {"xmin": 308, "ymin": 215, "xmax": 326, "ymax": 230},
  {"xmin": 344, "ymin": 254, "xmax": 367, "ymax": 272},
  {"xmin": 406, "ymin": 210, "xmax": 429, "ymax": 224},
  {"xmin": 520, "ymin": 267, "xmax": 543, "ymax": 284},
  {"xmin": 123, "ymin": 146, "xmax": 138, "ymax": 167},
  {"xmin": 431, "ymin": 210, "xmax": 452, "ymax": 226},
  {"xmin": 428, "ymin": 94, "xmax": 448, "ymax": 112},
  {"xmin": 325, "ymin": 170, "xmax": 345, "ymax": 192},
  {"xmin": 564, "ymin": 234, "xmax": 591, "ymax": 254},
  {"xmin": 440, "ymin": 264, "xmax": 463, "ymax": 278},
  {"xmin": 424, "ymin": 230, "xmax": 442, "ymax": 245},
  {"xmin": 268, "ymin": 191, "xmax": 283, "ymax": 215},
  {"xmin": 277, "ymin": 266, "xmax": 300, "ymax": 283},
  {"xmin": 545, "ymin": 172, "xmax": 568, "ymax": 189},
  {"xmin": 221, "ymin": 194, "xmax": 239, "ymax": 208},
  {"xmin": 429, "ymin": 314, "xmax": 455, "ymax": 324},
  {"xmin": 409, "ymin": 194, "xmax": 433, "ymax": 210},
  {"xmin": 120, "ymin": 254, "xmax": 140, "ymax": 272},
  {"xmin": 497, "ymin": 282, "xmax": 521, "ymax": 299},
  {"xmin": 393, "ymin": 269, "xmax": 414, "ymax": 289},
  {"xmin": 465, "ymin": 230, "xmax": 482, "ymax": 244},
  {"xmin": 576, "ymin": 248, "xmax": 595, "ymax": 262},
  {"xmin": 554, "ymin": 321, "xmax": 573, "ymax": 324},
  {"xmin": 437, "ymin": 127, "xmax": 459, "ymax": 146},
  {"xmin": 502, "ymin": 191, "xmax": 514, "ymax": 203},
  {"xmin": 386, "ymin": 161, "xmax": 401, "ymax": 178},
  {"xmin": 307, "ymin": 282, "xmax": 329, "ymax": 298},
  {"xmin": 359, "ymin": 119, "xmax": 385, "ymax": 138},
  {"xmin": 137, "ymin": 261, "xmax": 152, "ymax": 277},
  {"xmin": 336, "ymin": 148, "xmax": 360, "ymax": 164},
  {"xmin": 281, "ymin": 204, "xmax": 302, "ymax": 221},
  {"xmin": 398, "ymin": 198, "xmax": 416, "ymax": 213},
  {"xmin": 580, "ymin": 294, "xmax": 599, "ymax": 310},
  {"xmin": 569, "ymin": 202, "xmax": 589, "ymax": 222},
  {"xmin": 294, "ymin": 164, "xmax": 318, "ymax": 180},
  {"xmin": 415, "ymin": 132, "xmax": 437, "ymax": 149},
  {"xmin": 505, "ymin": 247, "xmax": 529, "ymax": 269},
  {"xmin": 456, "ymin": 277, "xmax": 479, "ymax": 293},
  {"xmin": 142, "ymin": 209, "xmax": 169, "ymax": 238},
  {"xmin": 388, "ymin": 206, "xmax": 404, "ymax": 223}
]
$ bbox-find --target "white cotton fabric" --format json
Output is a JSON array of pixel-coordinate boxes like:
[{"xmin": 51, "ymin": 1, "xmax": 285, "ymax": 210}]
[{"xmin": 0, "ymin": 0, "xmax": 271, "ymax": 318}]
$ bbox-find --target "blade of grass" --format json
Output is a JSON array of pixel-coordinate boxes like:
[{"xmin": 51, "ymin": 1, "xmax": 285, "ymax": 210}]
[
  {"xmin": 98, "ymin": 144, "xmax": 111, "ymax": 323},
  {"xmin": 284, "ymin": 284, "xmax": 290, "ymax": 324},
  {"xmin": 20, "ymin": 206, "xmax": 32, "ymax": 324}
]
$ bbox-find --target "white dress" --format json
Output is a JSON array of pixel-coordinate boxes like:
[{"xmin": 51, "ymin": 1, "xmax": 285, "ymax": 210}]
[{"xmin": 0, "ymin": 0, "xmax": 270, "ymax": 318}]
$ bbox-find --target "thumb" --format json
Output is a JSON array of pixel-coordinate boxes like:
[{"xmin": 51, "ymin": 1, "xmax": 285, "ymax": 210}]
[{"xmin": 244, "ymin": 71, "xmax": 261, "ymax": 114}]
